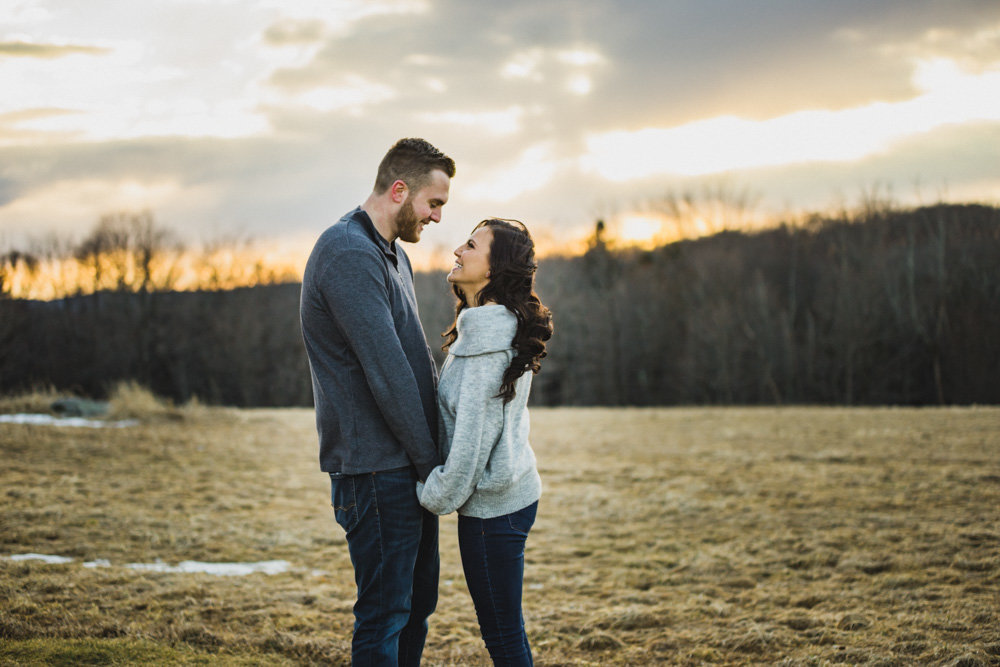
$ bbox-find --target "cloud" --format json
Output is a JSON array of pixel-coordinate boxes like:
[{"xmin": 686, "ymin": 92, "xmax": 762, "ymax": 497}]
[
  {"xmin": 261, "ymin": 19, "xmax": 327, "ymax": 46},
  {"xmin": 746, "ymin": 120, "xmax": 1000, "ymax": 213},
  {"xmin": 500, "ymin": 48, "xmax": 545, "ymax": 81},
  {"xmin": 0, "ymin": 177, "xmax": 190, "ymax": 242},
  {"xmin": 0, "ymin": 40, "xmax": 110, "ymax": 58},
  {"xmin": 2, "ymin": 0, "xmax": 51, "ymax": 24},
  {"xmin": 256, "ymin": 0, "xmax": 429, "ymax": 26},
  {"xmin": 580, "ymin": 59, "xmax": 1000, "ymax": 180},
  {"xmin": 3, "ymin": 97, "xmax": 269, "ymax": 143},
  {"xmin": 0, "ymin": 108, "xmax": 81, "ymax": 145},
  {"xmin": 572, "ymin": 1, "xmax": 1000, "ymax": 128},
  {"xmin": 415, "ymin": 106, "xmax": 534, "ymax": 135},
  {"xmin": 263, "ymin": 75, "xmax": 396, "ymax": 114},
  {"xmin": 875, "ymin": 20, "xmax": 1000, "ymax": 71},
  {"xmin": 261, "ymin": 1, "xmax": 607, "ymax": 123},
  {"xmin": 0, "ymin": 176, "xmax": 13, "ymax": 207},
  {"xmin": 1, "ymin": 0, "xmax": 999, "ymax": 256},
  {"xmin": 497, "ymin": 44, "xmax": 606, "ymax": 96},
  {"xmin": 556, "ymin": 47, "xmax": 605, "ymax": 67},
  {"xmin": 464, "ymin": 144, "xmax": 562, "ymax": 203}
]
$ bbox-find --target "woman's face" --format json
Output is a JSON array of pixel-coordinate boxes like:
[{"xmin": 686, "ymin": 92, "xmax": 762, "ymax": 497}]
[{"xmin": 448, "ymin": 226, "xmax": 493, "ymax": 303}]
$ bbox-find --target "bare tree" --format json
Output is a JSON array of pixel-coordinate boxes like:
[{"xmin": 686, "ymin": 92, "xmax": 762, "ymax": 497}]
[
  {"xmin": 1, "ymin": 250, "xmax": 40, "ymax": 299},
  {"xmin": 73, "ymin": 210, "xmax": 180, "ymax": 294},
  {"xmin": 644, "ymin": 181, "xmax": 761, "ymax": 240}
]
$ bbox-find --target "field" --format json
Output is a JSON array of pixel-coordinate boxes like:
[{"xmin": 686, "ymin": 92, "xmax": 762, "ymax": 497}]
[{"xmin": 2, "ymin": 402, "xmax": 999, "ymax": 665}]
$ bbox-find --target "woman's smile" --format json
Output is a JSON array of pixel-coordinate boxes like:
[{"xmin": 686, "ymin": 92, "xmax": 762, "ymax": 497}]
[{"xmin": 447, "ymin": 226, "xmax": 492, "ymax": 302}]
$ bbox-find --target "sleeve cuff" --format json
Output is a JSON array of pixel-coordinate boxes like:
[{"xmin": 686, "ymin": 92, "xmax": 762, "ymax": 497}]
[{"xmin": 415, "ymin": 460, "xmax": 437, "ymax": 483}]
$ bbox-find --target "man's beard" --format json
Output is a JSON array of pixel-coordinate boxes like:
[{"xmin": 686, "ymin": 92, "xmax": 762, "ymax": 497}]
[{"xmin": 394, "ymin": 200, "xmax": 423, "ymax": 243}]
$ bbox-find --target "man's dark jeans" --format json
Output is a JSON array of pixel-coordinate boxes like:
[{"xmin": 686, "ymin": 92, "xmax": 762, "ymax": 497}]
[
  {"xmin": 331, "ymin": 468, "xmax": 439, "ymax": 666},
  {"xmin": 458, "ymin": 501, "xmax": 538, "ymax": 667}
]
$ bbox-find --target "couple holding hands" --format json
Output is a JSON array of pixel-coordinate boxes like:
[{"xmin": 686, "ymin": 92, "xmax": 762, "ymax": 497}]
[{"xmin": 300, "ymin": 138, "xmax": 552, "ymax": 666}]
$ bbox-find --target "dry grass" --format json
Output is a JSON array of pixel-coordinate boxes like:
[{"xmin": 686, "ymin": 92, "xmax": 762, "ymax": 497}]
[
  {"xmin": 0, "ymin": 386, "xmax": 67, "ymax": 415},
  {"xmin": 0, "ymin": 382, "xmax": 198, "ymax": 421},
  {"xmin": 106, "ymin": 381, "xmax": 200, "ymax": 421},
  {"xmin": 2, "ymin": 405, "xmax": 999, "ymax": 665}
]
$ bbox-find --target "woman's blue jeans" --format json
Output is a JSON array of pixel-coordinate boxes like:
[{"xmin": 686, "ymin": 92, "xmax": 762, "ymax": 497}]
[
  {"xmin": 330, "ymin": 468, "xmax": 439, "ymax": 667},
  {"xmin": 458, "ymin": 501, "xmax": 538, "ymax": 667}
]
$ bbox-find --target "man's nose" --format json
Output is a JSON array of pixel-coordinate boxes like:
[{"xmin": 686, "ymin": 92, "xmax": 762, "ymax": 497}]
[{"xmin": 430, "ymin": 209, "xmax": 441, "ymax": 223}]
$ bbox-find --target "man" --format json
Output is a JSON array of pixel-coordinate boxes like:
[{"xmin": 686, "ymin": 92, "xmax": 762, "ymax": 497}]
[{"xmin": 300, "ymin": 138, "xmax": 455, "ymax": 665}]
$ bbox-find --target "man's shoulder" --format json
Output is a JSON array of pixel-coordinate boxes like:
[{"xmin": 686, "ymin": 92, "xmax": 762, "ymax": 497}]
[
  {"xmin": 312, "ymin": 214, "xmax": 382, "ymax": 262},
  {"xmin": 304, "ymin": 224, "xmax": 387, "ymax": 296},
  {"xmin": 320, "ymin": 211, "xmax": 373, "ymax": 244}
]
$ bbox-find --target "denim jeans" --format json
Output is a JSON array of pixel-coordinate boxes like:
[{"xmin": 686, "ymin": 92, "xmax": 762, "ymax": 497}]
[
  {"xmin": 458, "ymin": 501, "xmax": 538, "ymax": 667},
  {"xmin": 330, "ymin": 468, "xmax": 440, "ymax": 667}
]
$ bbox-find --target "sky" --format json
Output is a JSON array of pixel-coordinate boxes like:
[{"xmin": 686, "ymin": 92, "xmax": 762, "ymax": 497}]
[{"xmin": 2, "ymin": 0, "xmax": 999, "ymax": 267}]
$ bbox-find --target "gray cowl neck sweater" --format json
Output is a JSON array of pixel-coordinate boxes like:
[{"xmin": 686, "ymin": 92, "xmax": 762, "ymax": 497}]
[{"xmin": 417, "ymin": 304, "xmax": 542, "ymax": 518}]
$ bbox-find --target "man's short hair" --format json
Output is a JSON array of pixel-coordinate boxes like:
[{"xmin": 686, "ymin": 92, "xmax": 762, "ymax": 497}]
[{"xmin": 373, "ymin": 138, "xmax": 456, "ymax": 194}]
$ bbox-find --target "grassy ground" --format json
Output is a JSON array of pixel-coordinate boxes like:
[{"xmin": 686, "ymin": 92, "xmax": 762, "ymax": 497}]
[{"xmin": 2, "ymin": 402, "xmax": 998, "ymax": 665}]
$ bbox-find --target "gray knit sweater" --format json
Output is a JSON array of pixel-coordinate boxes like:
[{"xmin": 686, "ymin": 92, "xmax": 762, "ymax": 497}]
[{"xmin": 417, "ymin": 304, "xmax": 542, "ymax": 518}]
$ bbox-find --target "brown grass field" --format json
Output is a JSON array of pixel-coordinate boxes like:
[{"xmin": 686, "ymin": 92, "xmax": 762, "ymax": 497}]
[{"xmin": 2, "ymin": 397, "xmax": 999, "ymax": 665}]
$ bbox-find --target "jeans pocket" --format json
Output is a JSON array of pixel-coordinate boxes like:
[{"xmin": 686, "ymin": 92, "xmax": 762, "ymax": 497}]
[
  {"xmin": 330, "ymin": 476, "xmax": 359, "ymax": 534},
  {"xmin": 505, "ymin": 501, "xmax": 538, "ymax": 537}
]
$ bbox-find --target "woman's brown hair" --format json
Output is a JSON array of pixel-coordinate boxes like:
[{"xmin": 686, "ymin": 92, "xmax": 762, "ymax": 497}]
[{"xmin": 443, "ymin": 218, "xmax": 553, "ymax": 403}]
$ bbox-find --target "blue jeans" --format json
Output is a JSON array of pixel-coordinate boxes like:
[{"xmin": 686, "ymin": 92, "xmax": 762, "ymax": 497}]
[
  {"xmin": 458, "ymin": 501, "xmax": 538, "ymax": 667},
  {"xmin": 330, "ymin": 468, "xmax": 439, "ymax": 667}
]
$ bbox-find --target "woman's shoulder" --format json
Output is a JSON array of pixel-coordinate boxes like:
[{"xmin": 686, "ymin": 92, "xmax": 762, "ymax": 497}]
[
  {"xmin": 457, "ymin": 303, "xmax": 515, "ymax": 326},
  {"xmin": 451, "ymin": 305, "xmax": 516, "ymax": 357}
]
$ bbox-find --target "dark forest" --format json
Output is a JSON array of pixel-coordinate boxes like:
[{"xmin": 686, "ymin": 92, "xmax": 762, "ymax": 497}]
[{"xmin": 2, "ymin": 203, "xmax": 998, "ymax": 406}]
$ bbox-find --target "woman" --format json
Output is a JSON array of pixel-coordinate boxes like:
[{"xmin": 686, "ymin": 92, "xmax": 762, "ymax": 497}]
[{"xmin": 417, "ymin": 218, "xmax": 553, "ymax": 666}]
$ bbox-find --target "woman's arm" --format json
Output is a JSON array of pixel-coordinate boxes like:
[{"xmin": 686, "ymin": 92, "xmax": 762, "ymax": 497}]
[{"xmin": 417, "ymin": 352, "xmax": 508, "ymax": 515}]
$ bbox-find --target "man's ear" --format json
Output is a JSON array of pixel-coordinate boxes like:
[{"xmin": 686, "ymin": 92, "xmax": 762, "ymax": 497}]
[{"xmin": 390, "ymin": 180, "xmax": 408, "ymax": 204}]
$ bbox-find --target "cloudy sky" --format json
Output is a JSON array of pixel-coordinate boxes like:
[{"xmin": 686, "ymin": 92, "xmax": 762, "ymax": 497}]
[{"xmin": 2, "ymin": 0, "xmax": 999, "ymax": 266}]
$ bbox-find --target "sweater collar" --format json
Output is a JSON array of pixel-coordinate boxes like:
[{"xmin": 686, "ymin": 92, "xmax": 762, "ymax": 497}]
[
  {"xmin": 349, "ymin": 206, "xmax": 399, "ymax": 266},
  {"xmin": 449, "ymin": 305, "xmax": 516, "ymax": 356}
]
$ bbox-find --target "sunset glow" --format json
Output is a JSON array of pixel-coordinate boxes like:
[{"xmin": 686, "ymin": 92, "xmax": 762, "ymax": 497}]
[
  {"xmin": 0, "ymin": 2, "xmax": 997, "ymax": 270},
  {"xmin": 617, "ymin": 214, "xmax": 665, "ymax": 247},
  {"xmin": 580, "ymin": 59, "xmax": 1000, "ymax": 181},
  {"xmin": 3, "ymin": 243, "xmax": 305, "ymax": 301}
]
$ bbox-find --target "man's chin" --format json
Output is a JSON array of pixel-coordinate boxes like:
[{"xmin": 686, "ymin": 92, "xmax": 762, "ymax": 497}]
[{"xmin": 402, "ymin": 225, "xmax": 427, "ymax": 243}]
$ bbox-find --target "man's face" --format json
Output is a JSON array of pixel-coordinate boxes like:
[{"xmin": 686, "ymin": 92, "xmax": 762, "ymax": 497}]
[
  {"xmin": 394, "ymin": 199, "xmax": 421, "ymax": 244},
  {"xmin": 394, "ymin": 169, "xmax": 450, "ymax": 243}
]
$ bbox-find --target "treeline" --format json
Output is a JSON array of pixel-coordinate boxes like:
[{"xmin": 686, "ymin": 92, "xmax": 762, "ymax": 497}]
[
  {"xmin": 0, "ymin": 284, "xmax": 310, "ymax": 407},
  {"xmin": 527, "ymin": 202, "xmax": 1000, "ymax": 405},
  {"xmin": 0, "ymin": 210, "xmax": 297, "ymax": 300},
  {"xmin": 1, "ymin": 203, "xmax": 998, "ymax": 406}
]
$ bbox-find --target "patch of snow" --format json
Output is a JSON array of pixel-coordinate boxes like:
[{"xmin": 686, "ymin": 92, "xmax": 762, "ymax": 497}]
[
  {"xmin": 3, "ymin": 554, "xmax": 291, "ymax": 576},
  {"xmin": 0, "ymin": 413, "xmax": 138, "ymax": 428},
  {"xmin": 5, "ymin": 553, "xmax": 74, "ymax": 564},
  {"xmin": 126, "ymin": 560, "xmax": 292, "ymax": 576}
]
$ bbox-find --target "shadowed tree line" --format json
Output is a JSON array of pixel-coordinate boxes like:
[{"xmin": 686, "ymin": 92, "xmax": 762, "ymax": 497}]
[
  {"xmin": 0, "ymin": 285, "xmax": 310, "ymax": 407},
  {"xmin": 0, "ymin": 211, "xmax": 306, "ymax": 406},
  {"xmin": 1, "ymin": 203, "xmax": 998, "ymax": 406},
  {"xmin": 524, "ymin": 202, "xmax": 1000, "ymax": 405}
]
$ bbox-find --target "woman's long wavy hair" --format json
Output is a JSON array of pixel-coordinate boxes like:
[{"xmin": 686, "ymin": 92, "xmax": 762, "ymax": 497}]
[{"xmin": 443, "ymin": 218, "xmax": 553, "ymax": 404}]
